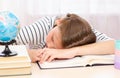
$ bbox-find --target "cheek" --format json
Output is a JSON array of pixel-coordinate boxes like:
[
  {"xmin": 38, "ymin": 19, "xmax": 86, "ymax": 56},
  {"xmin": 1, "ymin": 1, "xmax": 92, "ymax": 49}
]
[
  {"xmin": 46, "ymin": 29, "xmax": 53, "ymax": 42},
  {"xmin": 46, "ymin": 37, "xmax": 51, "ymax": 48},
  {"xmin": 46, "ymin": 32, "xmax": 54, "ymax": 48},
  {"xmin": 53, "ymin": 36, "xmax": 63, "ymax": 49},
  {"xmin": 55, "ymin": 42, "xmax": 63, "ymax": 49},
  {"xmin": 46, "ymin": 34, "xmax": 51, "ymax": 45}
]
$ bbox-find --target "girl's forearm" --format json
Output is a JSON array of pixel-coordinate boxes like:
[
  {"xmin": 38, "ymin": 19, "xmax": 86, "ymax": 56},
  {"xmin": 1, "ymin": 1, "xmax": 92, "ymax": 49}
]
[{"xmin": 73, "ymin": 40, "xmax": 115, "ymax": 56}]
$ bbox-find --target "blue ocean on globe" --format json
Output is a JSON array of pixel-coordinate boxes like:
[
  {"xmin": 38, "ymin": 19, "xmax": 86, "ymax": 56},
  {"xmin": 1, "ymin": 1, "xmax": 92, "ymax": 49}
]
[{"xmin": 0, "ymin": 11, "xmax": 19, "ymax": 42}]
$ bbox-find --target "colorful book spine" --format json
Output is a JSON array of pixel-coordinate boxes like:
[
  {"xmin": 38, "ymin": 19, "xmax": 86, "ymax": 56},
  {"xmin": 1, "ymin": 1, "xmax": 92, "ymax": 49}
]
[{"xmin": 114, "ymin": 40, "xmax": 120, "ymax": 69}]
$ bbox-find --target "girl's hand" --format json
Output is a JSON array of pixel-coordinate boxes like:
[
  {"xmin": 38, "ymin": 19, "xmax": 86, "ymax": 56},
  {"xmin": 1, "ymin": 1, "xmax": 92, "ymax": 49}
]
[
  {"xmin": 40, "ymin": 48, "xmax": 77, "ymax": 63},
  {"xmin": 27, "ymin": 49, "xmax": 42, "ymax": 63}
]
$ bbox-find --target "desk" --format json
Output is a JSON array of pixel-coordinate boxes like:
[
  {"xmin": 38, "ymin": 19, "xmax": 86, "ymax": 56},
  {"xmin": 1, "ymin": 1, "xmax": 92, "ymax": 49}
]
[{"xmin": 31, "ymin": 63, "xmax": 120, "ymax": 78}]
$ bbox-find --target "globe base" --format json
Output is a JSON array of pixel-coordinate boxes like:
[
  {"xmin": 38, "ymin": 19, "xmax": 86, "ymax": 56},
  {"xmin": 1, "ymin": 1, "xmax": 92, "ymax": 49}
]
[
  {"xmin": 0, "ymin": 40, "xmax": 17, "ymax": 57},
  {"xmin": 0, "ymin": 51, "xmax": 17, "ymax": 57}
]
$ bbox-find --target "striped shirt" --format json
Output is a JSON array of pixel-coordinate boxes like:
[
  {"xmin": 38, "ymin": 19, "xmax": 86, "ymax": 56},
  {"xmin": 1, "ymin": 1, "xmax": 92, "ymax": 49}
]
[{"xmin": 15, "ymin": 16, "xmax": 112, "ymax": 49}]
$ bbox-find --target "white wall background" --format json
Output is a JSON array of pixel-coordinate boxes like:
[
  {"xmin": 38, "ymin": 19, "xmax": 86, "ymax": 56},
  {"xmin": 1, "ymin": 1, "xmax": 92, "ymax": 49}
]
[{"xmin": 0, "ymin": 0, "xmax": 120, "ymax": 39}]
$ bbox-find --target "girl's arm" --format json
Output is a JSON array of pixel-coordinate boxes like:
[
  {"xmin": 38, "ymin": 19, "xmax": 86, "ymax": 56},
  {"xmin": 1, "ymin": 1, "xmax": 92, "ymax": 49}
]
[
  {"xmin": 39, "ymin": 40, "xmax": 114, "ymax": 63},
  {"xmin": 75, "ymin": 40, "xmax": 114, "ymax": 55}
]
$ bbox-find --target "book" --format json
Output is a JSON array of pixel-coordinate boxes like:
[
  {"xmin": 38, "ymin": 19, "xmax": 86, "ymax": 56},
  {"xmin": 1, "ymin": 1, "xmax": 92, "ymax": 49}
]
[
  {"xmin": 0, "ymin": 67, "xmax": 31, "ymax": 76},
  {"xmin": 0, "ymin": 45, "xmax": 31, "ymax": 68},
  {"xmin": 0, "ymin": 45, "xmax": 31, "ymax": 76},
  {"xmin": 37, "ymin": 54, "xmax": 114, "ymax": 69}
]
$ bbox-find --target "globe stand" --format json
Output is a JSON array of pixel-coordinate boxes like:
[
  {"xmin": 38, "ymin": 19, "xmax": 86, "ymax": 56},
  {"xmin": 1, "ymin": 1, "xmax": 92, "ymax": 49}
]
[{"xmin": 0, "ymin": 39, "xmax": 17, "ymax": 57}]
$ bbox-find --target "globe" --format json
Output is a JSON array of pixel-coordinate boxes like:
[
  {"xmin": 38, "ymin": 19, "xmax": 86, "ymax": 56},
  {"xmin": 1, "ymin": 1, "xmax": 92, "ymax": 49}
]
[
  {"xmin": 0, "ymin": 11, "xmax": 19, "ymax": 57},
  {"xmin": 0, "ymin": 11, "xmax": 19, "ymax": 42}
]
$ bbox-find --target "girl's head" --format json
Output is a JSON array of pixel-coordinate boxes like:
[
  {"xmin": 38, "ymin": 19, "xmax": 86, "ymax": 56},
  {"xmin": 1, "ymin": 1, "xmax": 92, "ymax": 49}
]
[{"xmin": 46, "ymin": 14, "xmax": 96, "ymax": 49}]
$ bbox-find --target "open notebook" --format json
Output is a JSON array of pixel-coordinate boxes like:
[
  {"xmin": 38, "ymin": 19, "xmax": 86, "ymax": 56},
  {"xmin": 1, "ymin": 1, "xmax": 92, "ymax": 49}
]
[{"xmin": 37, "ymin": 54, "xmax": 114, "ymax": 69}]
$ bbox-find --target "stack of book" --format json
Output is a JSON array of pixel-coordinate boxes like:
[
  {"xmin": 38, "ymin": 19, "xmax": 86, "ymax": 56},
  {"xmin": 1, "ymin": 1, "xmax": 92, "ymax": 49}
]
[{"xmin": 0, "ymin": 45, "xmax": 31, "ymax": 77}]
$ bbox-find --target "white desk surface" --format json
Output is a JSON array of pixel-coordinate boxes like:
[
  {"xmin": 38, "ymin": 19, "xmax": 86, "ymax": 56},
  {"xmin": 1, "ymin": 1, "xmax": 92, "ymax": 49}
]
[{"xmin": 31, "ymin": 63, "xmax": 120, "ymax": 78}]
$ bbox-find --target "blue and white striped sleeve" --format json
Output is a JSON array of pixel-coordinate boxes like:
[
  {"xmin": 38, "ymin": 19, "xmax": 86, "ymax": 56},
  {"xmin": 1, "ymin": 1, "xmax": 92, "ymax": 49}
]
[
  {"xmin": 15, "ymin": 16, "xmax": 56, "ymax": 49},
  {"xmin": 92, "ymin": 29, "xmax": 113, "ymax": 42}
]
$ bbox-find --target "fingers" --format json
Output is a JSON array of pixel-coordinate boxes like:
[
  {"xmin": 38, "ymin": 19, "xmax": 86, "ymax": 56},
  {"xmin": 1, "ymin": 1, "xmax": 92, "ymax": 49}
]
[
  {"xmin": 47, "ymin": 56, "xmax": 55, "ymax": 62},
  {"xmin": 32, "ymin": 49, "xmax": 44, "ymax": 63},
  {"xmin": 40, "ymin": 51, "xmax": 50, "ymax": 63},
  {"xmin": 39, "ymin": 48, "xmax": 56, "ymax": 63},
  {"xmin": 31, "ymin": 55, "xmax": 40, "ymax": 63},
  {"xmin": 40, "ymin": 53, "xmax": 55, "ymax": 63}
]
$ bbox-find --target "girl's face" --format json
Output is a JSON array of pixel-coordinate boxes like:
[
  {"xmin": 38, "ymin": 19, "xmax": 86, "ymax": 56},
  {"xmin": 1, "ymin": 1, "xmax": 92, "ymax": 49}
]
[{"xmin": 46, "ymin": 26, "xmax": 63, "ymax": 49}]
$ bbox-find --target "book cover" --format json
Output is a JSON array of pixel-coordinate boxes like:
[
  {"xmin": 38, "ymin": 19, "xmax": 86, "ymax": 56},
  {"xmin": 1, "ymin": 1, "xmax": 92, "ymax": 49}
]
[{"xmin": 37, "ymin": 54, "xmax": 114, "ymax": 69}]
